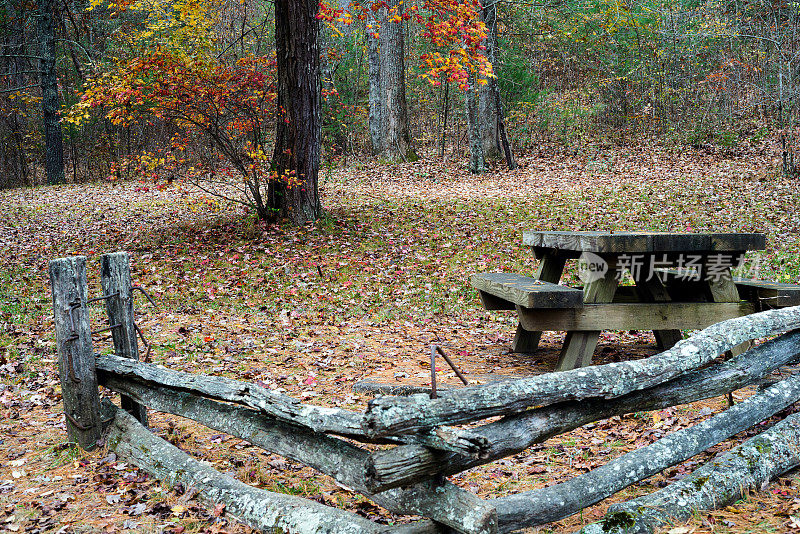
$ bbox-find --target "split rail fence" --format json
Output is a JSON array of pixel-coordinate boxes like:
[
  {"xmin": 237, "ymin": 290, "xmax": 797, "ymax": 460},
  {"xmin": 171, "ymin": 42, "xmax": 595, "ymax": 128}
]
[{"xmin": 50, "ymin": 252, "xmax": 800, "ymax": 534}]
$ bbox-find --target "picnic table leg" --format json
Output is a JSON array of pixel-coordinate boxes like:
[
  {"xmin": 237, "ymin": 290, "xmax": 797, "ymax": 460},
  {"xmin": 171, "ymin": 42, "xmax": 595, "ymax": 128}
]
[
  {"xmin": 555, "ymin": 258, "xmax": 619, "ymax": 371},
  {"xmin": 633, "ymin": 274, "xmax": 683, "ymax": 350},
  {"xmin": 511, "ymin": 252, "xmax": 567, "ymax": 353},
  {"xmin": 703, "ymin": 259, "xmax": 750, "ymax": 356}
]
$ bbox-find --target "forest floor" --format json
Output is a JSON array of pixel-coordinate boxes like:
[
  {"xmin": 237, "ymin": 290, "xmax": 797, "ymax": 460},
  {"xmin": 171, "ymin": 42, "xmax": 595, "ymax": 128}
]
[{"xmin": 1, "ymin": 144, "xmax": 799, "ymax": 534}]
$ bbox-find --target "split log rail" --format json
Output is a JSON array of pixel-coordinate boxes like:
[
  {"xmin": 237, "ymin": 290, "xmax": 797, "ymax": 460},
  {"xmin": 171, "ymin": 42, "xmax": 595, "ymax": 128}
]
[{"xmin": 50, "ymin": 253, "xmax": 800, "ymax": 534}]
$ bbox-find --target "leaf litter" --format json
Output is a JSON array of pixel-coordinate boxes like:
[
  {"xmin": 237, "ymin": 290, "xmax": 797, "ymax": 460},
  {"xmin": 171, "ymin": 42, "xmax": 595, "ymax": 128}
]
[{"xmin": 0, "ymin": 146, "xmax": 798, "ymax": 533}]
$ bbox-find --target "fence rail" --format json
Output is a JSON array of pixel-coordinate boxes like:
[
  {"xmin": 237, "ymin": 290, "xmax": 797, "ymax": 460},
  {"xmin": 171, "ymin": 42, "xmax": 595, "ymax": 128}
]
[{"xmin": 50, "ymin": 253, "xmax": 800, "ymax": 534}]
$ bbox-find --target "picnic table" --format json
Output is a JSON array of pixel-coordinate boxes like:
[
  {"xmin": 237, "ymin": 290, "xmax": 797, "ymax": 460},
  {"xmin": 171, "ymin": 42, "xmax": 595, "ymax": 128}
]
[{"xmin": 472, "ymin": 231, "xmax": 800, "ymax": 371}]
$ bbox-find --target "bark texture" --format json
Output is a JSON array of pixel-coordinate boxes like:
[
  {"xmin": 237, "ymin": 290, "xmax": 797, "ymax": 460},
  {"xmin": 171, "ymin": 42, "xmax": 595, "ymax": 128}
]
[
  {"xmin": 96, "ymin": 354, "xmax": 365, "ymax": 436},
  {"xmin": 364, "ymin": 307, "xmax": 800, "ymax": 437},
  {"xmin": 37, "ymin": 0, "xmax": 65, "ymax": 185},
  {"xmin": 365, "ymin": 330, "xmax": 800, "ymax": 491},
  {"xmin": 49, "ymin": 256, "xmax": 102, "ymax": 449},
  {"xmin": 378, "ymin": 0, "xmax": 418, "ymax": 162},
  {"xmin": 100, "ymin": 252, "xmax": 147, "ymax": 425},
  {"xmin": 95, "ymin": 353, "xmax": 484, "ymax": 454},
  {"xmin": 367, "ymin": 10, "xmax": 383, "ymax": 154},
  {"xmin": 477, "ymin": 3, "xmax": 500, "ymax": 160},
  {"xmin": 466, "ymin": 79, "xmax": 486, "ymax": 173},
  {"xmin": 479, "ymin": 1, "xmax": 516, "ymax": 169},
  {"xmin": 576, "ymin": 411, "xmax": 800, "ymax": 534},
  {"xmin": 99, "ymin": 377, "xmax": 492, "ymax": 534},
  {"xmin": 494, "ymin": 370, "xmax": 800, "ymax": 531},
  {"xmin": 104, "ymin": 402, "xmax": 438, "ymax": 534},
  {"xmin": 269, "ymin": 0, "xmax": 321, "ymax": 224}
]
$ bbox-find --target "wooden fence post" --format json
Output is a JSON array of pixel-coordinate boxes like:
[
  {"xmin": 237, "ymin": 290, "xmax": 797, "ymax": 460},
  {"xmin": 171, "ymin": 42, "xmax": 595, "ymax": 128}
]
[
  {"xmin": 49, "ymin": 256, "xmax": 103, "ymax": 450},
  {"xmin": 101, "ymin": 252, "xmax": 148, "ymax": 426}
]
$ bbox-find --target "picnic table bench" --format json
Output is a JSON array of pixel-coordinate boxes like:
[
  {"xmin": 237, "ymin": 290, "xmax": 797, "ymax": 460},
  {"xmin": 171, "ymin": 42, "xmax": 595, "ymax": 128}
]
[{"xmin": 472, "ymin": 231, "xmax": 800, "ymax": 371}]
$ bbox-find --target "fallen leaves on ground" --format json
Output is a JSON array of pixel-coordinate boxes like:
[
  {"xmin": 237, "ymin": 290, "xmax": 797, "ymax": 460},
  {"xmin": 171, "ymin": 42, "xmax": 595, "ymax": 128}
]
[{"xmin": 0, "ymin": 145, "xmax": 798, "ymax": 533}]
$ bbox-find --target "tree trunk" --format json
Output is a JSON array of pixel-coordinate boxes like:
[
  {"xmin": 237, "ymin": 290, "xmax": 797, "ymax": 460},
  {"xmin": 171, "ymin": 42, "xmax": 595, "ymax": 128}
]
[
  {"xmin": 480, "ymin": 2, "xmax": 516, "ymax": 169},
  {"xmin": 477, "ymin": 3, "xmax": 500, "ymax": 160},
  {"xmin": 367, "ymin": 11, "xmax": 383, "ymax": 154},
  {"xmin": 477, "ymin": 87, "xmax": 499, "ymax": 160},
  {"xmin": 378, "ymin": 0, "xmax": 418, "ymax": 162},
  {"xmin": 269, "ymin": 0, "xmax": 321, "ymax": 224},
  {"xmin": 466, "ymin": 76, "xmax": 486, "ymax": 173},
  {"xmin": 439, "ymin": 77, "xmax": 450, "ymax": 159},
  {"xmin": 0, "ymin": 15, "xmax": 32, "ymax": 188},
  {"xmin": 37, "ymin": 0, "xmax": 65, "ymax": 186}
]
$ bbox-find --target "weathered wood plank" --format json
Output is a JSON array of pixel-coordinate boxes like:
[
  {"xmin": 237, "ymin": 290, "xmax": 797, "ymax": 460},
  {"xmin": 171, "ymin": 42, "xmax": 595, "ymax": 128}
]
[
  {"xmin": 735, "ymin": 279, "xmax": 800, "ymax": 307},
  {"xmin": 477, "ymin": 291, "xmax": 515, "ymax": 311},
  {"xmin": 364, "ymin": 331, "xmax": 800, "ymax": 492},
  {"xmin": 555, "ymin": 258, "xmax": 619, "ymax": 370},
  {"xmin": 95, "ymin": 354, "xmax": 483, "ymax": 455},
  {"xmin": 704, "ymin": 271, "xmax": 740, "ymax": 303},
  {"xmin": 493, "ymin": 369, "xmax": 800, "ymax": 531},
  {"xmin": 363, "ymin": 306, "xmax": 800, "ymax": 437},
  {"xmin": 99, "ymin": 377, "xmax": 494, "ymax": 534},
  {"xmin": 104, "ymin": 402, "xmax": 442, "ymax": 534},
  {"xmin": 522, "ymin": 231, "xmax": 766, "ymax": 253},
  {"xmin": 100, "ymin": 252, "xmax": 147, "ymax": 425},
  {"xmin": 532, "ymin": 247, "xmax": 581, "ymax": 260},
  {"xmin": 576, "ymin": 411, "xmax": 800, "ymax": 534},
  {"xmin": 516, "ymin": 302, "xmax": 755, "ymax": 331},
  {"xmin": 49, "ymin": 256, "xmax": 103, "ymax": 450},
  {"xmin": 96, "ymin": 354, "xmax": 367, "ymax": 437},
  {"xmin": 709, "ymin": 232, "xmax": 766, "ymax": 251},
  {"xmin": 511, "ymin": 324, "xmax": 541, "ymax": 353},
  {"xmin": 512, "ymin": 251, "xmax": 568, "ymax": 353},
  {"xmin": 609, "ymin": 286, "xmax": 641, "ymax": 303},
  {"xmin": 658, "ymin": 268, "xmax": 800, "ymax": 308},
  {"xmin": 633, "ymin": 275, "xmax": 682, "ymax": 350},
  {"xmin": 702, "ymin": 256, "xmax": 750, "ymax": 357},
  {"xmin": 471, "ymin": 273, "xmax": 583, "ymax": 309}
]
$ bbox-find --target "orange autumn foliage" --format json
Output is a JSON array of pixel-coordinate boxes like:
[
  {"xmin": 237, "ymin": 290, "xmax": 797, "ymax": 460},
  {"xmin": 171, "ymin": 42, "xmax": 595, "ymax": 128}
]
[{"xmin": 317, "ymin": 0, "xmax": 493, "ymax": 89}]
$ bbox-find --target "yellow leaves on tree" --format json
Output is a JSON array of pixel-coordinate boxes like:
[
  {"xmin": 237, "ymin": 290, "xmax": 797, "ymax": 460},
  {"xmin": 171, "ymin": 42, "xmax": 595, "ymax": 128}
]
[
  {"xmin": 91, "ymin": 0, "xmax": 220, "ymax": 58},
  {"xmin": 70, "ymin": 0, "xmax": 280, "ymax": 214}
]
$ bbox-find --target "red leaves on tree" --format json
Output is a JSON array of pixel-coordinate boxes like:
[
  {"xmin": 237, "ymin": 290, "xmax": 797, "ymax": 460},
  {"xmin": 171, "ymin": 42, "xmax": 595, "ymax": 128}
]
[{"xmin": 316, "ymin": 0, "xmax": 493, "ymax": 90}]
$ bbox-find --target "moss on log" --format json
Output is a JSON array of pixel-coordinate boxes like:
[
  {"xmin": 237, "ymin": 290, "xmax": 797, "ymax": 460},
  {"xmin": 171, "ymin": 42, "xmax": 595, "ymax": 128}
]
[
  {"xmin": 576, "ymin": 408, "xmax": 800, "ymax": 533},
  {"xmin": 99, "ymin": 377, "xmax": 495, "ymax": 534},
  {"xmin": 494, "ymin": 370, "xmax": 800, "ymax": 532}
]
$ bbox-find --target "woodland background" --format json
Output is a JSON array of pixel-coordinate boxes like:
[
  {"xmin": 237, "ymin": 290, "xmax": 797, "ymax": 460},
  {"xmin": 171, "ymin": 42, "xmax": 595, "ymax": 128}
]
[
  {"xmin": 1, "ymin": 0, "xmax": 799, "ymax": 195},
  {"xmin": 2, "ymin": 1, "xmax": 800, "ymax": 533}
]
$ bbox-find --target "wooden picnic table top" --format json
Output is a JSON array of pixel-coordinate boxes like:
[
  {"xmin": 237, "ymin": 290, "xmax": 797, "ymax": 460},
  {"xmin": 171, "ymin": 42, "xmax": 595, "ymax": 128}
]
[{"xmin": 522, "ymin": 231, "xmax": 766, "ymax": 254}]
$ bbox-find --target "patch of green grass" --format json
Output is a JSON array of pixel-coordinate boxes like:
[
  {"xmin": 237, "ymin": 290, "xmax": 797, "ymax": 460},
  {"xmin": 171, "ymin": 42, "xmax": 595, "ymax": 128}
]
[
  {"xmin": 38, "ymin": 442, "xmax": 85, "ymax": 469},
  {"xmin": 265, "ymin": 480, "xmax": 321, "ymax": 497}
]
